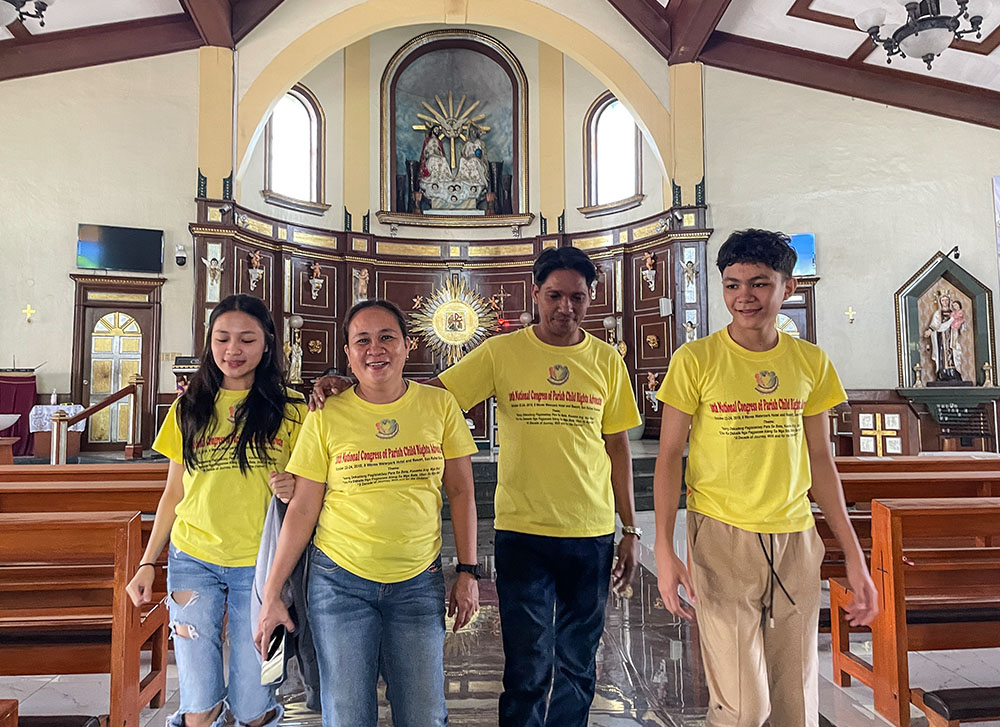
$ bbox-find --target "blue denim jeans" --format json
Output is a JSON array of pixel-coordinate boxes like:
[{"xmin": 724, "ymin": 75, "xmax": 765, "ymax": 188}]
[
  {"xmin": 166, "ymin": 544, "xmax": 282, "ymax": 727},
  {"xmin": 494, "ymin": 530, "xmax": 614, "ymax": 727},
  {"xmin": 307, "ymin": 545, "xmax": 447, "ymax": 727}
]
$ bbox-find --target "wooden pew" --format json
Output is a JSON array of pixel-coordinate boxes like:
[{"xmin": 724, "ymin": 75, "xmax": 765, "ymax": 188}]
[
  {"xmin": 837, "ymin": 471, "xmax": 1000, "ymax": 504},
  {"xmin": 829, "ymin": 498, "xmax": 1000, "ymax": 727},
  {"xmin": 0, "ymin": 480, "xmax": 168, "ymax": 597},
  {"xmin": 815, "ymin": 471, "xmax": 999, "ymax": 579},
  {"xmin": 0, "ymin": 511, "xmax": 169, "ymax": 727},
  {"xmin": 836, "ymin": 456, "xmax": 1000, "ymax": 475},
  {"xmin": 0, "ymin": 462, "xmax": 168, "ymax": 483},
  {"xmin": 0, "ymin": 700, "xmax": 15, "ymax": 727},
  {"xmin": 0, "ymin": 480, "xmax": 165, "ymax": 513}
]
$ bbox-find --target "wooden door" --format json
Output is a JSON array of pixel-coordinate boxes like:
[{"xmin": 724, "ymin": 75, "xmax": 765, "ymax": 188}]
[{"xmin": 80, "ymin": 307, "xmax": 154, "ymax": 450}]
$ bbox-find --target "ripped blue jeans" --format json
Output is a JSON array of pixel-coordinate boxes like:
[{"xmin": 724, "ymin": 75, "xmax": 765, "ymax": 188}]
[{"xmin": 166, "ymin": 544, "xmax": 282, "ymax": 727}]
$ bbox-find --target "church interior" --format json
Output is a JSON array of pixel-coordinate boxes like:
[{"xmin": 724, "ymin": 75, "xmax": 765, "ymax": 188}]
[{"xmin": 1, "ymin": 0, "xmax": 1000, "ymax": 725}]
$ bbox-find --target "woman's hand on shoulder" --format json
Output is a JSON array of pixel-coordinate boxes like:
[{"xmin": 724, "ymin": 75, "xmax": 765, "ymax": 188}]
[
  {"xmin": 269, "ymin": 471, "xmax": 295, "ymax": 503},
  {"xmin": 448, "ymin": 573, "xmax": 480, "ymax": 633},
  {"xmin": 308, "ymin": 376, "xmax": 354, "ymax": 411}
]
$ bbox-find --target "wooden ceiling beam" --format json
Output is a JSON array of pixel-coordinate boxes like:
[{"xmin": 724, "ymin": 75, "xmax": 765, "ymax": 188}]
[
  {"xmin": 0, "ymin": 14, "xmax": 203, "ymax": 83},
  {"xmin": 232, "ymin": 0, "xmax": 286, "ymax": 44},
  {"xmin": 181, "ymin": 0, "xmax": 233, "ymax": 48},
  {"xmin": 668, "ymin": 0, "xmax": 734, "ymax": 64},
  {"xmin": 7, "ymin": 20, "xmax": 31, "ymax": 40},
  {"xmin": 605, "ymin": 0, "xmax": 672, "ymax": 62},
  {"xmin": 699, "ymin": 31, "xmax": 1000, "ymax": 131}
]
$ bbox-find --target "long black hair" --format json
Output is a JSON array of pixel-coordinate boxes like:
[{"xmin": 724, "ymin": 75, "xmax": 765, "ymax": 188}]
[{"xmin": 179, "ymin": 294, "xmax": 301, "ymax": 473}]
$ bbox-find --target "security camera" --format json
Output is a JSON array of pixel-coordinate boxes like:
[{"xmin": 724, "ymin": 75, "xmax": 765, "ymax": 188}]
[{"xmin": 175, "ymin": 244, "xmax": 188, "ymax": 267}]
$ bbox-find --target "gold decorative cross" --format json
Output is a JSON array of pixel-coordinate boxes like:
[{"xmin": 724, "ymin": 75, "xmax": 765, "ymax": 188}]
[
  {"xmin": 491, "ymin": 285, "xmax": 512, "ymax": 312},
  {"xmin": 845, "ymin": 306, "xmax": 856, "ymax": 324},
  {"xmin": 22, "ymin": 304, "xmax": 35, "ymax": 323},
  {"xmin": 860, "ymin": 412, "xmax": 894, "ymax": 457}
]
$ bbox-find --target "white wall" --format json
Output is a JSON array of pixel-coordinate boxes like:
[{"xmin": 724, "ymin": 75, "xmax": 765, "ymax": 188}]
[
  {"xmin": 241, "ymin": 51, "xmax": 346, "ymax": 229},
  {"xmin": 703, "ymin": 67, "xmax": 1000, "ymax": 389},
  {"xmin": 0, "ymin": 51, "xmax": 200, "ymax": 395}
]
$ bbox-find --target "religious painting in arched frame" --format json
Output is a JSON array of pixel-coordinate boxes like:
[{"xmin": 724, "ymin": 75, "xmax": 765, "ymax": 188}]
[{"xmin": 378, "ymin": 30, "xmax": 532, "ymax": 228}]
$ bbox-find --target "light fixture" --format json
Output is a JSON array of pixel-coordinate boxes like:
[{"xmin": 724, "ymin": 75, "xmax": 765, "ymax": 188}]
[
  {"xmin": 1, "ymin": 0, "xmax": 55, "ymax": 27},
  {"xmin": 855, "ymin": 0, "xmax": 989, "ymax": 70}
]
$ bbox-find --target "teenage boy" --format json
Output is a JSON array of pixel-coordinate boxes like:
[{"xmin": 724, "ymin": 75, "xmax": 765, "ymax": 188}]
[
  {"xmin": 653, "ymin": 229, "xmax": 877, "ymax": 727},
  {"xmin": 311, "ymin": 246, "xmax": 642, "ymax": 727}
]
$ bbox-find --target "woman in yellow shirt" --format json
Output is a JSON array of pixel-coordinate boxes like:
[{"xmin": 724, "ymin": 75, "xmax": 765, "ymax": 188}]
[
  {"xmin": 255, "ymin": 299, "xmax": 480, "ymax": 727},
  {"xmin": 125, "ymin": 294, "xmax": 305, "ymax": 727}
]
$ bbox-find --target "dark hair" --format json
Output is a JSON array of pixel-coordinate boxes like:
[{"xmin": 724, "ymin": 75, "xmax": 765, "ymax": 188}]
[
  {"xmin": 533, "ymin": 246, "xmax": 597, "ymax": 286},
  {"xmin": 343, "ymin": 299, "xmax": 409, "ymax": 345},
  {"xmin": 716, "ymin": 229, "xmax": 797, "ymax": 278},
  {"xmin": 179, "ymin": 294, "xmax": 301, "ymax": 474}
]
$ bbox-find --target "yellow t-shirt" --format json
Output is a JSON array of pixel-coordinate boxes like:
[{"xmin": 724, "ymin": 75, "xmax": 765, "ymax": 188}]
[
  {"xmin": 438, "ymin": 326, "xmax": 641, "ymax": 538},
  {"xmin": 286, "ymin": 382, "xmax": 477, "ymax": 583},
  {"xmin": 657, "ymin": 327, "xmax": 847, "ymax": 533},
  {"xmin": 153, "ymin": 388, "xmax": 307, "ymax": 567}
]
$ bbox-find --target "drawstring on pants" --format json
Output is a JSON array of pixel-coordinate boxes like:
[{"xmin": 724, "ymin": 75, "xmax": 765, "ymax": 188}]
[{"xmin": 757, "ymin": 532, "xmax": 795, "ymax": 628}]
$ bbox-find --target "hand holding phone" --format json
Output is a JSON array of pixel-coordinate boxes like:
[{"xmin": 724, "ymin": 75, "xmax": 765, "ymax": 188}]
[{"xmin": 260, "ymin": 624, "xmax": 288, "ymax": 686}]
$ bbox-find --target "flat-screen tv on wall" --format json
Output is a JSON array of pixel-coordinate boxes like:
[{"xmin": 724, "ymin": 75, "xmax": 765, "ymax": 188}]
[{"xmin": 76, "ymin": 223, "xmax": 164, "ymax": 274}]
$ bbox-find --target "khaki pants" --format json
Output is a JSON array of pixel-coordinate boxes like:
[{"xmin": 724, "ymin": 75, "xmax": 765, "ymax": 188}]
[{"xmin": 687, "ymin": 512, "xmax": 825, "ymax": 727}]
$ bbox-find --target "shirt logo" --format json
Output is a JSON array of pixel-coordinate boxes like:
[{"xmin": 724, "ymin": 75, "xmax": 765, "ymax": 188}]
[
  {"xmin": 227, "ymin": 405, "xmax": 237, "ymax": 424},
  {"xmin": 375, "ymin": 419, "xmax": 399, "ymax": 439},
  {"xmin": 754, "ymin": 370, "xmax": 779, "ymax": 394},
  {"xmin": 547, "ymin": 364, "xmax": 570, "ymax": 386}
]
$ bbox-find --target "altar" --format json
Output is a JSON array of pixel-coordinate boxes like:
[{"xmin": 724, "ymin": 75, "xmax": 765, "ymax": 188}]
[
  {"xmin": 29, "ymin": 404, "xmax": 86, "ymax": 459},
  {"xmin": 0, "ymin": 370, "xmax": 36, "ymax": 456}
]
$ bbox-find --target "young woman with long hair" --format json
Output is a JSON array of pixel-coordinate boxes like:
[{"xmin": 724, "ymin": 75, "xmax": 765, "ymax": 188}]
[
  {"xmin": 255, "ymin": 299, "xmax": 480, "ymax": 727},
  {"xmin": 126, "ymin": 294, "xmax": 306, "ymax": 727}
]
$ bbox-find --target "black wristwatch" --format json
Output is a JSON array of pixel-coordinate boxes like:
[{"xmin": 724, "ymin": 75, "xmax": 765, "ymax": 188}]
[{"xmin": 456, "ymin": 563, "xmax": 483, "ymax": 580}]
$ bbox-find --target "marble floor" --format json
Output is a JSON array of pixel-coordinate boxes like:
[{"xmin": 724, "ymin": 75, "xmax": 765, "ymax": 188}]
[{"xmin": 3, "ymin": 511, "xmax": 998, "ymax": 727}]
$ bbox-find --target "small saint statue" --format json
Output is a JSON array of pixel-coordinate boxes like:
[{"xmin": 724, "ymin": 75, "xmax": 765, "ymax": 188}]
[
  {"xmin": 248, "ymin": 250, "xmax": 264, "ymax": 292},
  {"xmin": 641, "ymin": 252, "xmax": 656, "ymax": 292},
  {"xmin": 308, "ymin": 262, "xmax": 324, "ymax": 300}
]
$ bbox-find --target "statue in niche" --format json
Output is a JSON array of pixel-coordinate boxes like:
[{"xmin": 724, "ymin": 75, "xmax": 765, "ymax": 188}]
[
  {"xmin": 201, "ymin": 255, "xmax": 224, "ymax": 302},
  {"xmin": 352, "ymin": 268, "xmax": 370, "ymax": 305},
  {"xmin": 308, "ymin": 262, "xmax": 324, "ymax": 300},
  {"xmin": 645, "ymin": 372, "xmax": 660, "ymax": 413},
  {"xmin": 641, "ymin": 252, "xmax": 657, "ymax": 292},
  {"xmin": 407, "ymin": 92, "xmax": 501, "ymax": 214},
  {"xmin": 248, "ymin": 250, "xmax": 264, "ymax": 292},
  {"xmin": 923, "ymin": 291, "xmax": 965, "ymax": 382}
]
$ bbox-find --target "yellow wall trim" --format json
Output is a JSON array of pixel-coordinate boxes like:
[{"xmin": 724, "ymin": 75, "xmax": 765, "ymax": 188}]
[
  {"xmin": 199, "ymin": 47, "xmax": 235, "ymax": 199},
  {"xmin": 344, "ymin": 38, "xmax": 371, "ymax": 221}
]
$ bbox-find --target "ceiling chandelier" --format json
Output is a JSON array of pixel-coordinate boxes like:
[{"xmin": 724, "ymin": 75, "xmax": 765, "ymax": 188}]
[
  {"xmin": 0, "ymin": 0, "xmax": 55, "ymax": 28},
  {"xmin": 854, "ymin": 0, "xmax": 990, "ymax": 70}
]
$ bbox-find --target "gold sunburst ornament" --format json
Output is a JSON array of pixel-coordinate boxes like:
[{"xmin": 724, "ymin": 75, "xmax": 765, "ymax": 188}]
[
  {"xmin": 409, "ymin": 279, "xmax": 500, "ymax": 366},
  {"xmin": 412, "ymin": 90, "xmax": 491, "ymax": 171}
]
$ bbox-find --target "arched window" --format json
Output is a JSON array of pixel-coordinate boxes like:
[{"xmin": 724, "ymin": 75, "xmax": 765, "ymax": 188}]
[
  {"xmin": 262, "ymin": 84, "xmax": 330, "ymax": 215},
  {"xmin": 579, "ymin": 91, "xmax": 644, "ymax": 218}
]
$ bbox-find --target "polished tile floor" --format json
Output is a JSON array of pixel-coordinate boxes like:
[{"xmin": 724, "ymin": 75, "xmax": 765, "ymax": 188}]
[{"xmin": 3, "ymin": 511, "xmax": 998, "ymax": 726}]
